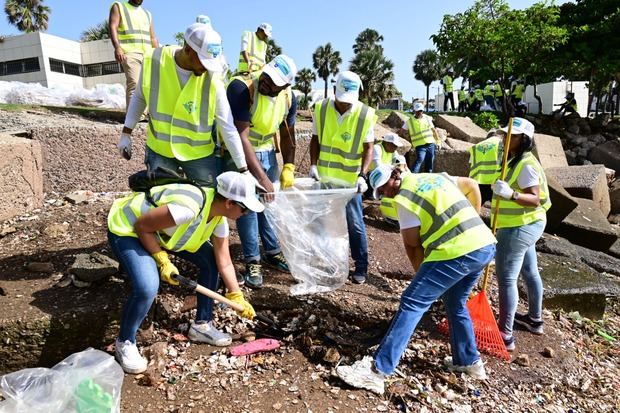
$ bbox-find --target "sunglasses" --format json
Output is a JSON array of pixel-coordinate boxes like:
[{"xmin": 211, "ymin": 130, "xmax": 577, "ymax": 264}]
[{"xmin": 234, "ymin": 201, "xmax": 249, "ymax": 214}]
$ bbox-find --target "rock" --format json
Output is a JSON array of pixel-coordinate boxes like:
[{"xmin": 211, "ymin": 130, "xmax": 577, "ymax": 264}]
[
  {"xmin": 532, "ymin": 133, "xmax": 568, "ymax": 169},
  {"xmin": 545, "ymin": 174, "xmax": 579, "ymax": 230},
  {"xmin": 43, "ymin": 222, "xmax": 69, "ymax": 238},
  {"xmin": 363, "ymin": 203, "xmax": 383, "ymax": 219},
  {"xmin": 564, "ymin": 150, "xmax": 577, "ymax": 165},
  {"xmin": 434, "ymin": 115, "xmax": 487, "ymax": 143},
  {"xmin": 577, "ymin": 119, "xmax": 591, "ymax": 135},
  {"xmin": 555, "ymin": 198, "xmax": 617, "ymax": 251},
  {"xmin": 434, "ymin": 138, "xmax": 473, "ymax": 177},
  {"xmin": 0, "ymin": 226, "xmax": 16, "ymax": 238},
  {"xmin": 564, "ymin": 132, "xmax": 587, "ymax": 148},
  {"xmin": 610, "ymin": 180, "xmax": 620, "ymax": 214},
  {"xmin": 323, "ymin": 347, "xmax": 340, "ymax": 364},
  {"xmin": 26, "ymin": 261, "xmax": 54, "ymax": 273},
  {"xmin": 444, "ymin": 137, "xmax": 474, "ymax": 152},
  {"xmin": 382, "ymin": 111, "xmax": 409, "ymax": 130},
  {"xmin": 0, "ymin": 133, "xmax": 44, "ymax": 221},
  {"xmin": 609, "ymin": 237, "xmax": 620, "ymax": 259},
  {"xmin": 69, "ymin": 252, "xmax": 119, "ymax": 282},
  {"xmin": 537, "ymin": 235, "xmax": 620, "ymax": 277},
  {"xmin": 513, "ymin": 354, "xmax": 530, "ymax": 367},
  {"xmin": 546, "ymin": 165, "xmax": 611, "ymax": 217},
  {"xmin": 588, "ymin": 140, "xmax": 620, "ymax": 175},
  {"xmin": 566, "ymin": 123, "xmax": 580, "ymax": 135},
  {"xmin": 542, "ymin": 347, "xmax": 555, "ymax": 358},
  {"xmin": 64, "ymin": 190, "xmax": 94, "ymax": 205},
  {"xmin": 606, "ymin": 168, "xmax": 616, "ymax": 183}
]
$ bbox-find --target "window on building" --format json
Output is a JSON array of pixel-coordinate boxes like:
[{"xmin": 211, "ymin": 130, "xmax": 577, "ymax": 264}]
[
  {"xmin": 50, "ymin": 58, "xmax": 123, "ymax": 78},
  {"xmin": 0, "ymin": 57, "xmax": 41, "ymax": 76}
]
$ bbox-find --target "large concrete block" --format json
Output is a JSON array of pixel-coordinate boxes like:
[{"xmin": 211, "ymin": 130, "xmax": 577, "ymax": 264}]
[
  {"xmin": 0, "ymin": 133, "xmax": 43, "ymax": 222},
  {"xmin": 546, "ymin": 165, "xmax": 610, "ymax": 216},
  {"xmin": 545, "ymin": 174, "xmax": 579, "ymax": 230},
  {"xmin": 433, "ymin": 115, "xmax": 487, "ymax": 143},
  {"xmin": 555, "ymin": 197, "xmax": 617, "ymax": 251},
  {"xmin": 589, "ymin": 140, "xmax": 620, "ymax": 175},
  {"xmin": 382, "ymin": 111, "xmax": 409, "ymax": 130},
  {"xmin": 610, "ymin": 179, "xmax": 620, "ymax": 214},
  {"xmin": 532, "ymin": 133, "xmax": 568, "ymax": 169},
  {"xmin": 433, "ymin": 139, "xmax": 473, "ymax": 177}
]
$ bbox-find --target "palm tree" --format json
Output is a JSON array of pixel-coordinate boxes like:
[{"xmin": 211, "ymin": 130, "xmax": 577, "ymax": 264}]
[
  {"xmin": 413, "ymin": 49, "xmax": 441, "ymax": 107},
  {"xmin": 350, "ymin": 48, "xmax": 397, "ymax": 107},
  {"xmin": 173, "ymin": 31, "xmax": 184, "ymax": 46},
  {"xmin": 294, "ymin": 68, "xmax": 316, "ymax": 109},
  {"xmin": 80, "ymin": 20, "xmax": 109, "ymax": 42},
  {"xmin": 352, "ymin": 28, "xmax": 384, "ymax": 54},
  {"xmin": 312, "ymin": 43, "xmax": 342, "ymax": 99},
  {"xmin": 4, "ymin": 0, "xmax": 51, "ymax": 33},
  {"xmin": 265, "ymin": 38, "xmax": 282, "ymax": 63}
]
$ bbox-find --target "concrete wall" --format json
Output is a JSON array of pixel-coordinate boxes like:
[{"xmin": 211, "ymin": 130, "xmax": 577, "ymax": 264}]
[
  {"xmin": 39, "ymin": 32, "xmax": 83, "ymax": 88},
  {"xmin": 0, "ymin": 32, "xmax": 46, "ymax": 85}
]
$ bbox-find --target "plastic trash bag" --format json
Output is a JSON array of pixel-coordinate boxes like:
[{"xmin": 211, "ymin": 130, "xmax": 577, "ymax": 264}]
[
  {"xmin": 0, "ymin": 81, "xmax": 125, "ymax": 109},
  {"xmin": 265, "ymin": 178, "xmax": 356, "ymax": 295},
  {"xmin": 0, "ymin": 348, "xmax": 124, "ymax": 413}
]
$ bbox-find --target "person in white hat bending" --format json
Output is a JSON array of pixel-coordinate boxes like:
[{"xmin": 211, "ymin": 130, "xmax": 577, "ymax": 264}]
[
  {"xmin": 117, "ymin": 24, "xmax": 248, "ymax": 189},
  {"xmin": 309, "ymin": 70, "xmax": 377, "ymax": 284},
  {"xmin": 369, "ymin": 133, "xmax": 404, "ymax": 172},
  {"xmin": 237, "ymin": 23, "xmax": 272, "ymax": 76}
]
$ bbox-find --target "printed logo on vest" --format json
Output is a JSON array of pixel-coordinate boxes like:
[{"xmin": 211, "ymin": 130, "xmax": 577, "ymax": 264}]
[
  {"xmin": 415, "ymin": 175, "xmax": 444, "ymax": 193},
  {"xmin": 478, "ymin": 142, "xmax": 496, "ymax": 154},
  {"xmin": 341, "ymin": 132, "xmax": 352, "ymax": 142},
  {"xmin": 183, "ymin": 101, "xmax": 196, "ymax": 114}
]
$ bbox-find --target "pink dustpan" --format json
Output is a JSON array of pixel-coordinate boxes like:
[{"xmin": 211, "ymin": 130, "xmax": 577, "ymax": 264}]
[{"xmin": 230, "ymin": 338, "xmax": 281, "ymax": 356}]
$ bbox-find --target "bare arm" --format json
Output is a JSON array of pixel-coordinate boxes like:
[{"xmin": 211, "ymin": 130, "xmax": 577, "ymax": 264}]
[
  {"xmin": 310, "ymin": 134, "xmax": 319, "ymax": 165},
  {"xmin": 456, "ymin": 177, "xmax": 482, "ymax": 213},
  {"xmin": 401, "ymin": 226, "xmax": 424, "ymax": 271},
  {"xmin": 360, "ymin": 142, "xmax": 373, "ymax": 175},
  {"xmin": 212, "ymin": 235, "xmax": 241, "ymax": 293},
  {"xmin": 513, "ymin": 185, "xmax": 541, "ymax": 207},
  {"xmin": 108, "ymin": 3, "xmax": 124, "ymax": 64},
  {"xmin": 279, "ymin": 121, "xmax": 296, "ymax": 164},
  {"xmin": 149, "ymin": 20, "xmax": 159, "ymax": 48},
  {"xmin": 134, "ymin": 205, "xmax": 176, "ymax": 254}
]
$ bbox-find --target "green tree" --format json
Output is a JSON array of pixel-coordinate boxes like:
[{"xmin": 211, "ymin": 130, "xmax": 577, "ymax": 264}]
[
  {"xmin": 294, "ymin": 68, "xmax": 316, "ymax": 109},
  {"xmin": 312, "ymin": 42, "xmax": 342, "ymax": 99},
  {"xmin": 352, "ymin": 28, "xmax": 384, "ymax": 54},
  {"xmin": 412, "ymin": 49, "xmax": 441, "ymax": 107},
  {"xmin": 80, "ymin": 20, "xmax": 109, "ymax": 42},
  {"xmin": 265, "ymin": 38, "xmax": 282, "ymax": 63},
  {"xmin": 4, "ymin": 0, "xmax": 51, "ymax": 33},
  {"xmin": 173, "ymin": 31, "xmax": 184, "ymax": 46},
  {"xmin": 350, "ymin": 48, "xmax": 397, "ymax": 107}
]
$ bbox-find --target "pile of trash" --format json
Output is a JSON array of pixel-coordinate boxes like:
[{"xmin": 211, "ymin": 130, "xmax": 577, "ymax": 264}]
[{"xmin": 0, "ymin": 81, "xmax": 125, "ymax": 109}]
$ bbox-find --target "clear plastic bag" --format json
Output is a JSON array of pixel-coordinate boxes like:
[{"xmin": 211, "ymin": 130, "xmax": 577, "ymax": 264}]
[
  {"xmin": 265, "ymin": 178, "xmax": 356, "ymax": 295},
  {"xmin": 0, "ymin": 348, "xmax": 124, "ymax": 413}
]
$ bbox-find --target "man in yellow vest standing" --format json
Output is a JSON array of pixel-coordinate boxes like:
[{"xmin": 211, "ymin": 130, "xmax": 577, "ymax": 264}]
[
  {"xmin": 309, "ymin": 71, "xmax": 376, "ymax": 284},
  {"xmin": 237, "ymin": 23, "xmax": 271, "ymax": 77},
  {"xmin": 224, "ymin": 54, "xmax": 298, "ymax": 288},
  {"xmin": 400, "ymin": 102, "xmax": 439, "ymax": 173},
  {"xmin": 117, "ymin": 24, "xmax": 248, "ymax": 189},
  {"xmin": 109, "ymin": 0, "xmax": 158, "ymax": 109},
  {"xmin": 441, "ymin": 69, "xmax": 455, "ymax": 111}
]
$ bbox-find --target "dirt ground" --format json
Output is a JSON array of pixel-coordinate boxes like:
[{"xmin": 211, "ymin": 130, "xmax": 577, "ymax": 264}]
[{"xmin": 0, "ymin": 107, "xmax": 619, "ymax": 412}]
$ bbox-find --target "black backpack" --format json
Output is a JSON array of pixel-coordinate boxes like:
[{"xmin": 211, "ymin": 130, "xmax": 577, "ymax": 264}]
[{"xmin": 127, "ymin": 167, "xmax": 206, "ymax": 214}]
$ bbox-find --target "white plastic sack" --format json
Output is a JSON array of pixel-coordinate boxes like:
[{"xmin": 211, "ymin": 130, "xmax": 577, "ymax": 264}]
[
  {"xmin": 265, "ymin": 178, "xmax": 356, "ymax": 295},
  {"xmin": 0, "ymin": 348, "xmax": 124, "ymax": 413},
  {"xmin": 0, "ymin": 81, "xmax": 126, "ymax": 109}
]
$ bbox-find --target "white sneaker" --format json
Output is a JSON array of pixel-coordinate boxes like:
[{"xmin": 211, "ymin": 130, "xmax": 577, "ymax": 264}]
[
  {"xmin": 444, "ymin": 356, "xmax": 487, "ymax": 380},
  {"xmin": 336, "ymin": 356, "xmax": 385, "ymax": 395},
  {"xmin": 115, "ymin": 339, "xmax": 147, "ymax": 374},
  {"xmin": 188, "ymin": 321, "xmax": 232, "ymax": 346}
]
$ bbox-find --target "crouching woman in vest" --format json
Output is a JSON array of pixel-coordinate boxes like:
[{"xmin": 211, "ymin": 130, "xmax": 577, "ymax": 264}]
[
  {"xmin": 491, "ymin": 118, "xmax": 551, "ymax": 351},
  {"xmin": 336, "ymin": 166, "xmax": 496, "ymax": 394},
  {"xmin": 107, "ymin": 171, "xmax": 260, "ymax": 374}
]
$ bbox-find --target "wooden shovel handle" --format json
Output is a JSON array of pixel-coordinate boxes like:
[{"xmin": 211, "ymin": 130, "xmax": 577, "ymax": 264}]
[{"xmin": 194, "ymin": 283, "xmax": 245, "ymax": 313}]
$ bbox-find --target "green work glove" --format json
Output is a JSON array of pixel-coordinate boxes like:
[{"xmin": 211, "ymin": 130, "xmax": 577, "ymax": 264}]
[
  {"xmin": 151, "ymin": 250, "xmax": 179, "ymax": 286},
  {"xmin": 225, "ymin": 291, "xmax": 256, "ymax": 320}
]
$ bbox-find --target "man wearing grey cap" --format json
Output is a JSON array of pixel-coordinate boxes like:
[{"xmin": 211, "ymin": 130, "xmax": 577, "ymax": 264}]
[
  {"xmin": 236, "ymin": 23, "xmax": 272, "ymax": 76},
  {"xmin": 117, "ymin": 24, "xmax": 248, "ymax": 188}
]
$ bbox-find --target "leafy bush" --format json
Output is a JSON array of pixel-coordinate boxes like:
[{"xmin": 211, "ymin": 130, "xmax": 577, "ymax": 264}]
[{"xmin": 472, "ymin": 112, "xmax": 500, "ymax": 130}]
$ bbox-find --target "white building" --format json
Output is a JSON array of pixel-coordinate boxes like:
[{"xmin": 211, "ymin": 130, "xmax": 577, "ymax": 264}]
[{"xmin": 0, "ymin": 32, "xmax": 124, "ymax": 89}]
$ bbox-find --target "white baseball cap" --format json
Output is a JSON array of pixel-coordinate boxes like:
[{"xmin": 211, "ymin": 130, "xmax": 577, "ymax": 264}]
[
  {"xmin": 392, "ymin": 154, "xmax": 407, "ymax": 166},
  {"xmin": 258, "ymin": 22, "xmax": 272, "ymax": 38},
  {"xmin": 184, "ymin": 23, "xmax": 224, "ymax": 72},
  {"xmin": 216, "ymin": 172, "xmax": 265, "ymax": 213},
  {"xmin": 502, "ymin": 117, "xmax": 535, "ymax": 138},
  {"xmin": 369, "ymin": 164, "xmax": 395, "ymax": 199},
  {"xmin": 382, "ymin": 133, "xmax": 403, "ymax": 147},
  {"xmin": 195, "ymin": 15, "xmax": 212, "ymax": 28},
  {"xmin": 335, "ymin": 71, "xmax": 362, "ymax": 104},
  {"xmin": 413, "ymin": 102, "xmax": 425, "ymax": 112},
  {"xmin": 262, "ymin": 54, "xmax": 297, "ymax": 87}
]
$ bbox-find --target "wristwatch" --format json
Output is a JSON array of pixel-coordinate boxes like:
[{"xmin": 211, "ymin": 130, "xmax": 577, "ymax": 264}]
[{"xmin": 511, "ymin": 191, "xmax": 519, "ymax": 200}]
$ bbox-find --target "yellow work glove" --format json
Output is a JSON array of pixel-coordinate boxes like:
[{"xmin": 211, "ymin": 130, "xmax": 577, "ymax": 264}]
[
  {"xmin": 280, "ymin": 163, "xmax": 295, "ymax": 189},
  {"xmin": 225, "ymin": 291, "xmax": 256, "ymax": 320},
  {"xmin": 151, "ymin": 251, "xmax": 179, "ymax": 286}
]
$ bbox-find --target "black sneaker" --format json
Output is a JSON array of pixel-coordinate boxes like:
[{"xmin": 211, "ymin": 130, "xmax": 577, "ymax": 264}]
[
  {"xmin": 514, "ymin": 313, "xmax": 544, "ymax": 335},
  {"xmin": 236, "ymin": 271, "xmax": 245, "ymax": 287},
  {"xmin": 262, "ymin": 252, "xmax": 290, "ymax": 273},
  {"xmin": 244, "ymin": 261, "xmax": 263, "ymax": 289},
  {"xmin": 503, "ymin": 335, "xmax": 515, "ymax": 352}
]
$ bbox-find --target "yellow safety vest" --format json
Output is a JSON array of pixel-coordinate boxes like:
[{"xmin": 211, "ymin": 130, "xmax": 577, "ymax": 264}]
[
  {"xmin": 369, "ymin": 143, "xmax": 395, "ymax": 171},
  {"xmin": 237, "ymin": 31, "xmax": 267, "ymax": 73},
  {"xmin": 458, "ymin": 90, "xmax": 466, "ymax": 102},
  {"xmin": 443, "ymin": 75, "xmax": 453, "ymax": 92},
  {"xmin": 565, "ymin": 99, "xmax": 578, "ymax": 112},
  {"xmin": 394, "ymin": 174, "xmax": 496, "ymax": 262},
  {"xmin": 483, "ymin": 85, "xmax": 494, "ymax": 97},
  {"xmin": 407, "ymin": 115, "xmax": 435, "ymax": 148},
  {"xmin": 233, "ymin": 72, "xmax": 290, "ymax": 151},
  {"xmin": 107, "ymin": 184, "xmax": 223, "ymax": 253},
  {"xmin": 112, "ymin": 1, "xmax": 152, "ymax": 54},
  {"xmin": 474, "ymin": 88, "xmax": 484, "ymax": 101},
  {"xmin": 142, "ymin": 46, "xmax": 218, "ymax": 161},
  {"xmin": 513, "ymin": 84, "xmax": 525, "ymax": 99},
  {"xmin": 491, "ymin": 152, "xmax": 551, "ymax": 228},
  {"xmin": 380, "ymin": 197, "xmax": 398, "ymax": 220},
  {"xmin": 315, "ymin": 99, "xmax": 376, "ymax": 187},
  {"xmin": 494, "ymin": 86, "xmax": 503, "ymax": 98},
  {"xmin": 469, "ymin": 136, "xmax": 502, "ymax": 185}
]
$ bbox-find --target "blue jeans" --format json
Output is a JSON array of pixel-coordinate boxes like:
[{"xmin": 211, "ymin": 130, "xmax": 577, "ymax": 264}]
[
  {"xmin": 411, "ymin": 143, "xmax": 436, "ymax": 173},
  {"xmin": 145, "ymin": 147, "xmax": 218, "ymax": 187},
  {"xmin": 231, "ymin": 150, "xmax": 281, "ymax": 262},
  {"xmin": 374, "ymin": 244, "xmax": 496, "ymax": 374},
  {"xmin": 108, "ymin": 231, "xmax": 219, "ymax": 343},
  {"xmin": 495, "ymin": 220, "xmax": 545, "ymax": 337},
  {"xmin": 346, "ymin": 193, "xmax": 368, "ymax": 274}
]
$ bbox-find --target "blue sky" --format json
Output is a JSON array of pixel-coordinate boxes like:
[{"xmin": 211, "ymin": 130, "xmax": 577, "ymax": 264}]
[{"xmin": 0, "ymin": 0, "xmax": 568, "ymax": 99}]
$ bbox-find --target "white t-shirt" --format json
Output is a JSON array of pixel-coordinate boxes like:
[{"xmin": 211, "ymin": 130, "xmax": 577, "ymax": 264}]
[
  {"xmin": 312, "ymin": 100, "xmax": 374, "ymax": 143},
  {"xmin": 517, "ymin": 164, "xmax": 539, "ymax": 189},
  {"xmin": 401, "ymin": 114, "xmax": 434, "ymax": 131},
  {"xmin": 397, "ymin": 174, "xmax": 458, "ymax": 230},
  {"xmin": 162, "ymin": 203, "xmax": 229, "ymax": 238}
]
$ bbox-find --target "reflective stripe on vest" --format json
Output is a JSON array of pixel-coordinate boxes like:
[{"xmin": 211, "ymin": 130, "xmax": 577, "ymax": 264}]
[
  {"xmin": 114, "ymin": 1, "xmax": 151, "ymax": 54},
  {"xmin": 407, "ymin": 115, "xmax": 435, "ymax": 148},
  {"xmin": 238, "ymin": 31, "xmax": 267, "ymax": 73},
  {"xmin": 380, "ymin": 197, "xmax": 398, "ymax": 220},
  {"xmin": 469, "ymin": 136, "xmax": 501, "ymax": 184},
  {"xmin": 315, "ymin": 99, "xmax": 375, "ymax": 186},
  {"xmin": 491, "ymin": 152, "xmax": 551, "ymax": 228},
  {"xmin": 142, "ymin": 46, "xmax": 217, "ymax": 161},
  {"xmin": 394, "ymin": 174, "xmax": 495, "ymax": 262},
  {"xmin": 107, "ymin": 185, "xmax": 222, "ymax": 253},
  {"xmin": 369, "ymin": 143, "xmax": 395, "ymax": 171}
]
